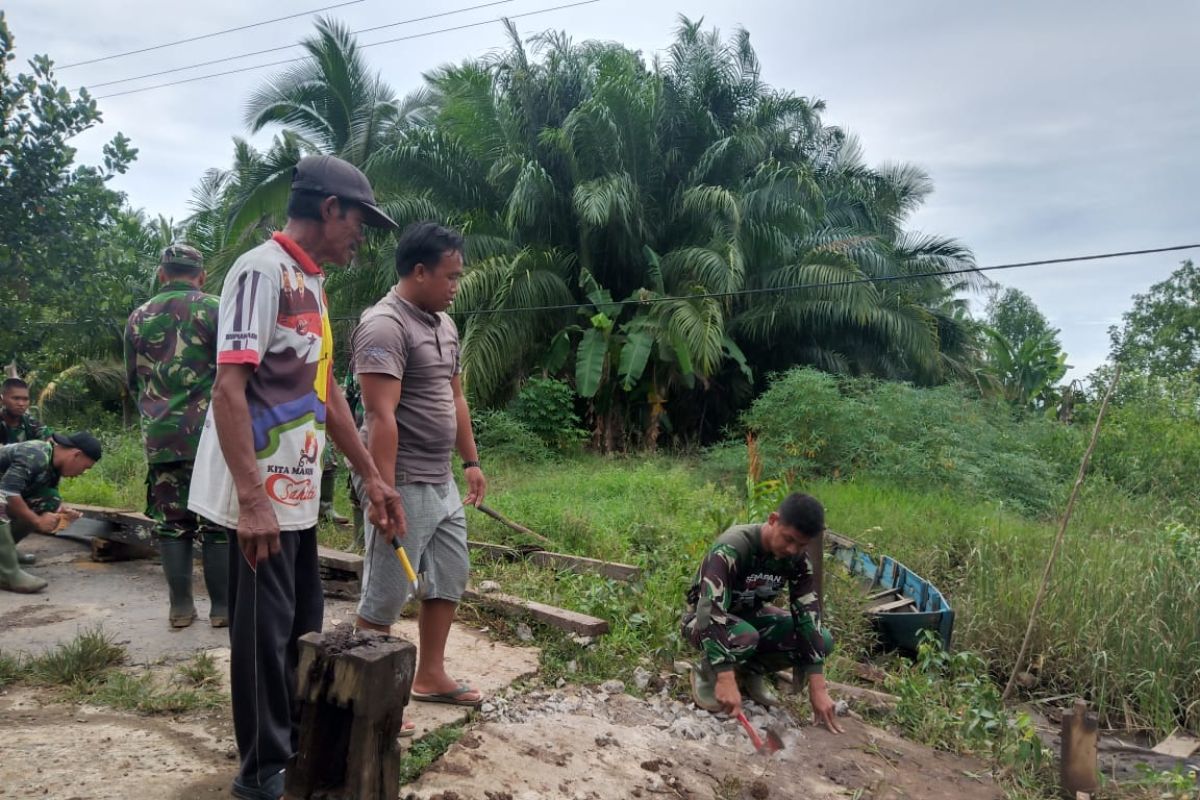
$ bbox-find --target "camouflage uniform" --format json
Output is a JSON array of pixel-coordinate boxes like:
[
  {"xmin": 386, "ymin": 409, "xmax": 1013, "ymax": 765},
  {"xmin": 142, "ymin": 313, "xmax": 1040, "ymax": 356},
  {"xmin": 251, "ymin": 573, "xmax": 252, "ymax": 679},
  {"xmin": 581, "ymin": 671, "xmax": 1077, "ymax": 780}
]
[
  {"xmin": 0, "ymin": 414, "xmax": 59, "ymax": 516},
  {"xmin": 0, "ymin": 441, "xmax": 60, "ymax": 538},
  {"xmin": 682, "ymin": 523, "xmax": 833, "ymax": 676},
  {"xmin": 123, "ymin": 250, "xmax": 224, "ymax": 544},
  {"xmin": 0, "ymin": 412, "xmax": 51, "ymax": 445}
]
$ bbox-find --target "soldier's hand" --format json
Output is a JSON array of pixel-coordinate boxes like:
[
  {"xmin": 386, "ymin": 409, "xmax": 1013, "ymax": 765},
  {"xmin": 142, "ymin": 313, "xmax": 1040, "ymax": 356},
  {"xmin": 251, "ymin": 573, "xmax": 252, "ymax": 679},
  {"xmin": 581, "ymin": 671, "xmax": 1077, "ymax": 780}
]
[
  {"xmin": 35, "ymin": 512, "xmax": 61, "ymax": 534},
  {"xmin": 364, "ymin": 477, "xmax": 406, "ymax": 539},
  {"xmin": 236, "ymin": 491, "xmax": 281, "ymax": 568},
  {"xmin": 714, "ymin": 670, "xmax": 742, "ymax": 716},
  {"xmin": 808, "ymin": 674, "xmax": 844, "ymax": 734}
]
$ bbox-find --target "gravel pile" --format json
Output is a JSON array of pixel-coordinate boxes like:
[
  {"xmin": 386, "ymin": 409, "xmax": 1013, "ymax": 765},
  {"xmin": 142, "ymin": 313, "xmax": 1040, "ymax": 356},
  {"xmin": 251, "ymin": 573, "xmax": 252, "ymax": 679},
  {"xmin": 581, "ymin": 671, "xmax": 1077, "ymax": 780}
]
[{"xmin": 479, "ymin": 680, "xmax": 807, "ymax": 753}]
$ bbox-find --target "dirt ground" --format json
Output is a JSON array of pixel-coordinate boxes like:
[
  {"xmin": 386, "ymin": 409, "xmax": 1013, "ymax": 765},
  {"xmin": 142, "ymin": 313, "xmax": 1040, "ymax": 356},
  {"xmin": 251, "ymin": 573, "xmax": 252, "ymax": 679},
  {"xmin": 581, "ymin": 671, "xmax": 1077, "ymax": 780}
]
[
  {"xmin": 0, "ymin": 533, "xmax": 1006, "ymax": 800},
  {"xmin": 405, "ymin": 688, "xmax": 1004, "ymax": 800}
]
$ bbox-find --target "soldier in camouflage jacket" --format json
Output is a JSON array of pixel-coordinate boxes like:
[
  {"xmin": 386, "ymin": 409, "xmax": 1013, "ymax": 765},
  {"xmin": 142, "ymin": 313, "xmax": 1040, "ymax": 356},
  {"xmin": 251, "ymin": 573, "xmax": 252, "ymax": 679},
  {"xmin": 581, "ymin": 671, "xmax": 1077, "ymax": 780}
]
[
  {"xmin": 0, "ymin": 378, "xmax": 62, "ymax": 539},
  {"xmin": 124, "ymin": 244, "xmax": 228, "ymax": 628},
  {"xmin": 682, "ymin": 492, "xmax": 843, "ymax": 733},
  {"xmin": 0, "ymin": 432, "xmax": 102, "ymax": 593}
]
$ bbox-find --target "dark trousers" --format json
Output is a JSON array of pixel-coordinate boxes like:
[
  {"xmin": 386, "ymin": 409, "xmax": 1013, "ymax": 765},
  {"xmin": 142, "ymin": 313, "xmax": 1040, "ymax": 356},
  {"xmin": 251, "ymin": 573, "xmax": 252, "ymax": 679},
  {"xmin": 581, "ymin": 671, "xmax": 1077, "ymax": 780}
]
[{"xmin": 227, "ymin": 527, "xmax": 324, "ymax": 793}]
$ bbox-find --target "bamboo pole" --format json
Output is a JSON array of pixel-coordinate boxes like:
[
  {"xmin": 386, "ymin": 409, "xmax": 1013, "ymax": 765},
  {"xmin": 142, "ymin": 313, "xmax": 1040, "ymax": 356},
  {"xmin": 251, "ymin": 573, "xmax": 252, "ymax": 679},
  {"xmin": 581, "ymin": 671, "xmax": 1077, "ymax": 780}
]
[{"xmin": 1002, "ymin": 367, "xmax": 1120, "ymax": 702}]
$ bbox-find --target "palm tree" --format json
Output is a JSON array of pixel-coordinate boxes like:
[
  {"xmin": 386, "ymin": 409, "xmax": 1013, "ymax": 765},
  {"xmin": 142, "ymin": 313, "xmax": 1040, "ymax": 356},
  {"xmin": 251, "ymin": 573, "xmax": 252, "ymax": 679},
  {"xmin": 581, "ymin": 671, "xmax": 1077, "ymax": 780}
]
[
  {"xmin": 363, "ymin": 17, "xmax": 981, "ymax": 446},
  {"xmin": 214, "ymin": 15, "xmax": 980, "ymax": 449}
]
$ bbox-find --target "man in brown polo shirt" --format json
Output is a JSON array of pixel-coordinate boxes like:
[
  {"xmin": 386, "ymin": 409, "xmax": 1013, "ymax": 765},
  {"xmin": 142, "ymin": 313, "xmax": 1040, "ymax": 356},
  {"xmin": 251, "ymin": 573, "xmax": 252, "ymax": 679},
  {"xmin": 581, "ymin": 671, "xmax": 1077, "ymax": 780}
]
[{"xmin": 352, "ymin": 221, "xmax": 487, "ymax": 713}]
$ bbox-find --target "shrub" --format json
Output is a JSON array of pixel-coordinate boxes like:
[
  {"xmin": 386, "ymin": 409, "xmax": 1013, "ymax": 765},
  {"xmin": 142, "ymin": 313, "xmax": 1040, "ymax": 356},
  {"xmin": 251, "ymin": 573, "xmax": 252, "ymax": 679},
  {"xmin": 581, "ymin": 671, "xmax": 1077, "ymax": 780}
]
[{"xmin": 508, "ymin": 378, "xmax": 587, "ymax": 452}]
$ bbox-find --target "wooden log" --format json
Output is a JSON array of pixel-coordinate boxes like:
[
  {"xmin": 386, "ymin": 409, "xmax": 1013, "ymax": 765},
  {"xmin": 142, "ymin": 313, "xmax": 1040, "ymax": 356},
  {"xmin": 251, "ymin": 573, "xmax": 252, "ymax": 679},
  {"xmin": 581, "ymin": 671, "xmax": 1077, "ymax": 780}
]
[
  {"xmin": 286, "ymin": 628, "xmax": 416, "ymax": 800},
  {"xmin": 1060, "ymin": 698, "xmax": 1099, "ymax": 797},
  {"xmin": 777, "ymin": 673, "xmax": 899, "ymax": 710},
  {"xmin": 462, "ymin": 588, "xmax": 609, "ymax": 636},
  {"xmin": 90, "ymin": 537, "xmax": 155, "ymax": 562}
]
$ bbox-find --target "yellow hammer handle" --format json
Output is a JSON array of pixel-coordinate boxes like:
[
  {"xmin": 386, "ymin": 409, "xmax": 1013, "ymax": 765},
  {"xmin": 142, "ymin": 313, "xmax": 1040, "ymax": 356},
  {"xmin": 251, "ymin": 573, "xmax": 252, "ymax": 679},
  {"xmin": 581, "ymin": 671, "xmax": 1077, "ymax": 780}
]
[{"xmin": 392, "ymin": 539, "xmax": 418, "ymax": 584}]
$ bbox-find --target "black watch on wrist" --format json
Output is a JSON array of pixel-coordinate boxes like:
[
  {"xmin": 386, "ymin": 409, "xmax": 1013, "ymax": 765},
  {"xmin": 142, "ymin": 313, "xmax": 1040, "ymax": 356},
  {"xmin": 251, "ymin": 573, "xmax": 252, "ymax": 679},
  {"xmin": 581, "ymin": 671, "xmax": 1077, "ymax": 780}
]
[{"xmin": 462, "ymin": 460, "xmax": 481, "ymax": 470}]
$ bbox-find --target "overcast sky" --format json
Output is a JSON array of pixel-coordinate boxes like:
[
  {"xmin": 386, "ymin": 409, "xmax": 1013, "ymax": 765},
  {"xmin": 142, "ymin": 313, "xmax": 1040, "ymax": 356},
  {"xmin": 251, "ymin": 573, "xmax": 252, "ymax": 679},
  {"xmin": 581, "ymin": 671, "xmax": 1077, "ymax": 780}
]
[{"xmin": 6, "ymin": 0, "xmax": 1198, "ymax": 378}]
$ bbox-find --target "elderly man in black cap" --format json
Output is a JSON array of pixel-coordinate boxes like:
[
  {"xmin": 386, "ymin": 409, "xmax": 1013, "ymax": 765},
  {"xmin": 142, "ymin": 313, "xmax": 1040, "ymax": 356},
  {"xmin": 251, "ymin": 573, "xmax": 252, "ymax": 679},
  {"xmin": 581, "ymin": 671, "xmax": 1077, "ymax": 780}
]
[
  {"xmin": 188, "ymin": 155, "xmax": 405, "ymax": 800},
  {"xmin": 0, "ymin": 431, "xmax": 102, "ymax": 593}
]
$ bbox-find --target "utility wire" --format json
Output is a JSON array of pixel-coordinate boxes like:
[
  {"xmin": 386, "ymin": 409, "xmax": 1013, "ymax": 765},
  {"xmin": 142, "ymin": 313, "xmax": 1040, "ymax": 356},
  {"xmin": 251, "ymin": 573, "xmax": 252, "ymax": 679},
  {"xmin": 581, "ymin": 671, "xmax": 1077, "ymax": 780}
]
[
  {"xmin": 363, "ymin": 242, "xmax": 1200, "ymax": 319},
  {"xmin": 94, "ymin": 0, "xmax": 601, "ymax": 100},
  {"xmin": 60, "ymin": 0, "xmax": 368, "ymax": 69},
  {"xmin": 87, "ymin": 0, "xmax": 517, "ymax": 90},
  {"xmin": 21, "ymin": 243, "xmax": 1200, "ymax": 326}
]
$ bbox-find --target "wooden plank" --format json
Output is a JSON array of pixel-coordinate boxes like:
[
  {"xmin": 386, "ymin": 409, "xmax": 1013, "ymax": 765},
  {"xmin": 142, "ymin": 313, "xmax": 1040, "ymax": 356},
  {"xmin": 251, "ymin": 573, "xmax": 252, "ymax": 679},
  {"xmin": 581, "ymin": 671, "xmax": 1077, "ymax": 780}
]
[
  {"xmin": 318, "ymin": 546, "xmax": 363, "ymax": 576},
  {"xmin": 467, "ymin": 540, "xmax": 640, "ymax": 582},
  {"xmin": 527, "ymin": 551, "xmax": 639, "ymax": 581},
  {"xmin": 867, "ymin": 587, "xmax": 901, "ymax": 601},
  {"xmin": 1151, "ymin": 729, "xmax": 1200, "ymax": 758},
  {"xmin": 868, "ymin": 597, "xmax": 916, "ymax": 614},
  {"xmin": 462, "ymin": 588, "xmax": 609, "ymax": 636}
]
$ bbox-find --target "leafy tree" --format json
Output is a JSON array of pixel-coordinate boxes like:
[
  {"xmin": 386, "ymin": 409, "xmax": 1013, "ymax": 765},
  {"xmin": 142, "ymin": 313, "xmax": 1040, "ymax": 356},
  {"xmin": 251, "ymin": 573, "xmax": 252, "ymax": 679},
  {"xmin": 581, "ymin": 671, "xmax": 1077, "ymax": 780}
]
[
  {"xmin": 0, "ymin": 11, "xmax": 146, "ymax": 404},
  {"xmin": 1109, "ymin": 260, "xmax": 1200, "ymax": 380},
  {"xmin": 985, "ymin": 286, "xmax": 1061, "ymax": 352}
]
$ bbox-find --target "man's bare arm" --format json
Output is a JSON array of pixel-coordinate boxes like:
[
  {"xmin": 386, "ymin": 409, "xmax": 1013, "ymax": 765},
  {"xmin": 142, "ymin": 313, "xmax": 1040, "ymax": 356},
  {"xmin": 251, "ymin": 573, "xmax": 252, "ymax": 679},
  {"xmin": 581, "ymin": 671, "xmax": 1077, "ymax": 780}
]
[
  {"xmin": 327, "ymin": 380, "xmax": 404, "ymax": 537},
  {"xmin": 358, "ymin": 372, "xmax": 406, "ymax": 537},
  {"xmin": 211, "ymin": 363, "xmax": 279, "ymax": 566},
  {"xmin": 451, "ymin": 375, "xmax": 486, "ymax": 507}
]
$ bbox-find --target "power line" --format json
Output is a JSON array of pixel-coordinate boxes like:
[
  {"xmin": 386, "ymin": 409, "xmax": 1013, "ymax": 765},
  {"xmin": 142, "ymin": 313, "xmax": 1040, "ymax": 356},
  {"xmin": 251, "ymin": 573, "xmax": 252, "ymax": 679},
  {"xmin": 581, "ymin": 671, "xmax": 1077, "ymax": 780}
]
[
  {"xmin": 372, "ymin": 242, "xmax": 1200, "ymax": 319},
  {"xmin": 24, "ymin": 242, "xmax": 1200, "ymax": 326},
  {"xmin": 94, "ymin": 0, "xmax": 601, "ymax": 100},
  {"xmin": 87, "ymin": 0, "xmax": 518, "ymax": 90},
  {"xmin": 60, "ymin": 0, "xmax": 368, "ymax": 70}
]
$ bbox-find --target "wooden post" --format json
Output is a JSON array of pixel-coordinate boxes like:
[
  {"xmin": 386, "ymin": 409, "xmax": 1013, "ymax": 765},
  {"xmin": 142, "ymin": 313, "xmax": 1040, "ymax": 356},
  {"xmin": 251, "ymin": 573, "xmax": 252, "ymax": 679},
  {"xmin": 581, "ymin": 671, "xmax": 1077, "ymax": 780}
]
[
  {"xmin": 285, "ymin": 628, "xmax": 416, "ymax": 800},
  {"xmin": 1060, "ymin": 698, "xmax": 1099, "ymax": 798}
]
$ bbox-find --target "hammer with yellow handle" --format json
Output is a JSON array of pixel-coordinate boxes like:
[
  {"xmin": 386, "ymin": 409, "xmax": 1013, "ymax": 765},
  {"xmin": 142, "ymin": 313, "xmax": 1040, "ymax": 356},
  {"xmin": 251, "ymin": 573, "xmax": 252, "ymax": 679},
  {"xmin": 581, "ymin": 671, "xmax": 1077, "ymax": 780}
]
[{"xmin": 390, "ymin": 536, "xmax": 427, "ymax": 600}]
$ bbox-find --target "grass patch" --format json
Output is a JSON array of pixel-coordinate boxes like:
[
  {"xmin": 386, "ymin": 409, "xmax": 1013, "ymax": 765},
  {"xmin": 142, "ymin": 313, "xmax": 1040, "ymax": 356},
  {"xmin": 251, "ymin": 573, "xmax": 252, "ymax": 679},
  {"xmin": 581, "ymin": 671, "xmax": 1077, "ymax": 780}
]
[
  {"xmin": 58, "ymin": 431, "xmax": 146, "ymax": 509},
  {"xmin": 399, "ymin": 723, "xmax": 464, "ymax": 785},
  {"xmin": 74, "ymin": 668, "xmax": 226, "ymax": 714},
  {"xmin": 26, "ymin": 626, "xmax": 126, "ymax": 686},
  {"xmin": 4, "ymin": 629, "xmax": 225, "ymax": 715},
  {"xmin": 0, "ymin": 650, "xmax": 24, "ymax": 688}
]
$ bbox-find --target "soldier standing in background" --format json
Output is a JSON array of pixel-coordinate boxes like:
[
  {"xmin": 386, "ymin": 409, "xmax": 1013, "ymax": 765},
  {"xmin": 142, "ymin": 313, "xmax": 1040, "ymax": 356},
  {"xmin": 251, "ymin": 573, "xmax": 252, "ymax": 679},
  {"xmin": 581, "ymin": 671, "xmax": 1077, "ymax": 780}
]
[{"xmin": 124, "ymin": 244, "xmax": 229, "ymax": 628}]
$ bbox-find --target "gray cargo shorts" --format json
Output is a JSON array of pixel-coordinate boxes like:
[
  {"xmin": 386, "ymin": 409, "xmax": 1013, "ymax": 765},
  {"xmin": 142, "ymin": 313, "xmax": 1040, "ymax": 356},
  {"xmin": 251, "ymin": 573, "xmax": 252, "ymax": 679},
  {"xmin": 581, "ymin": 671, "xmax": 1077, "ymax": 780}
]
[{"xmin": 354, "ymin": 477, "xmax": 469, "ymax": 625}]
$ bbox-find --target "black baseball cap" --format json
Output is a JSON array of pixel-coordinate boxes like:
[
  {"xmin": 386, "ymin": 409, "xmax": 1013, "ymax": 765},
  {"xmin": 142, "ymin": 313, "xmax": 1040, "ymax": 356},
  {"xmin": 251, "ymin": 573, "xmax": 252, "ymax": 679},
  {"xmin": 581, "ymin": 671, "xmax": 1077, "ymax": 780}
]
[
  {"xmin": 291, "ymin": 155, "xmax": 398, "ymax": 230},
  {"xmin": 52, "ymin": 431, "xmax": 103, "ymax": 462}
]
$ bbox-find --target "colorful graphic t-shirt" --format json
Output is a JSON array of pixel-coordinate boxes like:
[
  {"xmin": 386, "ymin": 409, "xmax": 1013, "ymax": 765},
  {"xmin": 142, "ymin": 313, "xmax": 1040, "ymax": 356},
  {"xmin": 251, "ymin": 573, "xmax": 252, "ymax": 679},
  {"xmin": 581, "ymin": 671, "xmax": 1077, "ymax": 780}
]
[{"xmin": 188, "ymin": 233, "xmax": 334, "ymax": 531}]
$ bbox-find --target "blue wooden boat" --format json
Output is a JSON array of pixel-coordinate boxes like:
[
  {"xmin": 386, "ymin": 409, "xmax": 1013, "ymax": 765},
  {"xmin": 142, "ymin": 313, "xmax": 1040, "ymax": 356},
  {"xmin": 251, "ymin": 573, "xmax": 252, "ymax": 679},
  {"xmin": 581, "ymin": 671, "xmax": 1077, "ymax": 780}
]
[{"xmin": 827, "ymin": 534, "xmax": 955, "ymax": 652}]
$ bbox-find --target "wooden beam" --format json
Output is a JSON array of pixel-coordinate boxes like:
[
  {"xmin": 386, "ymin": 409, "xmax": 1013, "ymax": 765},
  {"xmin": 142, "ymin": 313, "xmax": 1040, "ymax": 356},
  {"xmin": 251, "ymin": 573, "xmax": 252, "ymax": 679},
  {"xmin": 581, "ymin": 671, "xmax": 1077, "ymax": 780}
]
[
  {"xmin": 462, "ymin": 588, "xmax": 609, "ymax": 636},
  {"xmin": 467, "ymin": 540, "xmax": 640, "ymax": 581},
  {"xmin": 867, "ymin": 587, "xmax": 901, "ymax": 601},
  {"xmin": 318, "ymin": 546, "xmax": 363, "ymax": 577},
  {"xmin": 868, "ymin": 597, "xmax": 916, "ymax": 614},
  {"xmin": 287, "ymin": 629, "xmax": 415, "ymax": 800}
]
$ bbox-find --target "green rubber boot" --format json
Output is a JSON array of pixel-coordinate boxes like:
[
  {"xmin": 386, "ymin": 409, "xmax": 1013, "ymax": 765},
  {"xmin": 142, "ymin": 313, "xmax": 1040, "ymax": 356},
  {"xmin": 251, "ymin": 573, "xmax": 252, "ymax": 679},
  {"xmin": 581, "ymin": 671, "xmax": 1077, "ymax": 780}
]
[
  {"xmin": 0, "ymin": 521, "xmax": 47, "ymax": 594},
  {"xmin": 160, "ymin": 538, "xmax": 196, "ymax": 628},
  {"xmin": 738, "ymin": 669, "xmax": 781, "ymax": 708},
  {"xmin": 689, "ymin": 660, "xmax": 722, "ymax": 712},
  {"xmin": 201, "ymin": 538, "xmax": 229, "ymax": 628}
]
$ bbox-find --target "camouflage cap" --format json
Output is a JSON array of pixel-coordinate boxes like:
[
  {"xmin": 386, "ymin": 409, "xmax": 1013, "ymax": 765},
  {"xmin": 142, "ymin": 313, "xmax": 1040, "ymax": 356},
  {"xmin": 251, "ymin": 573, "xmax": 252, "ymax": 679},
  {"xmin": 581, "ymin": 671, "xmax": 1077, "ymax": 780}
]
[{"xmin": 160, "ymin": 244, "xmax": 204, "ymax": 270}]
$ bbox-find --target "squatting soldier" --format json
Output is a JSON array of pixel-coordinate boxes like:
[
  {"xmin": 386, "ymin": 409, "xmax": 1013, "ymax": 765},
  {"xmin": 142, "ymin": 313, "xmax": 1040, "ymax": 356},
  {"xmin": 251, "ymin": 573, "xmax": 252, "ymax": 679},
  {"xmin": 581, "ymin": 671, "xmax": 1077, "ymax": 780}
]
[
  {"xmin": 124, "ymin": 244, "xmax": 228, "ymax": 628},
  {"xmin": 0, "ymin": 432, "xmax": 102, "ymax": 593},
  {"xmin": 683, "ymin": 492, "xmax": 844, "ymax": 733},
  {"xmin": 1, "ymin": 377, "xmax": 65, "ymax": 564}
]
